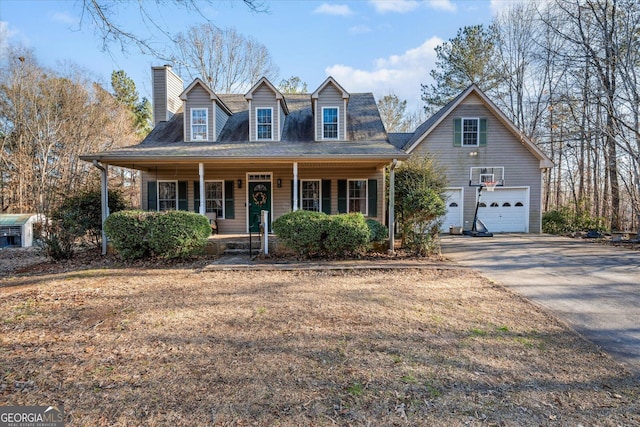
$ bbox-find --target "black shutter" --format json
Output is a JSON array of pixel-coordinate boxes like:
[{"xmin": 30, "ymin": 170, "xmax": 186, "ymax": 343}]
[
  {"xmin": 337, "ymin": 179, "xmax": 347, "ymax": 213},
  {"xmin": 178, "ymin": 181, "xmax": 188, "ymax": 211},
  {"xmin": 224, "ymin": 180, "xmax": 234, "ymax": 219},
  {"xmin": 453, "ymin": 118, "xmax": 462, "ymax": 147},
  {"xmin": 322, "ymin": 179, "xmax": 331, "ymax": 214},
  {"xmin": 147, "ymin": 181, "xmax": 157, "ymax": 211},
  {"xmin": 194, "ymin": 181, "xmax": 200, "ymax": 212},
  {"xmin": 367, "ymin": 179, "xmax": 377, "ymax": 217},
  {"xmin": 479, "ymin": 118, "xmax": 487, "ymax": 146}
]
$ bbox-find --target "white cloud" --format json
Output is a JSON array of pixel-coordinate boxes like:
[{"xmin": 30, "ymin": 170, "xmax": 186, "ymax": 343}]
[
  {"xmin": 325, "ymin": 37, "xmax": 442, "ymax": 111},
  {"xmin": 369, "ymin": 0, "xmax": 419, "ymax": 14},
  {"xmin": 0, "ymin": 21, "xmax": 19, "ymax": 56},
  {"xmin": 349, "ymin": 24, "xmax": 372, "ymax": 34},
  {"xmin": 427, "ymin": 0, "xmax": 457, "ymax": 12},
  {"xmin": 313, "ymin": 3, "xmax": 354, "ymax": 16},
  {"xmin": 490, "ymin": 0, "xmax": 535, "ymax": 15},
  {"xmin": 50, "ymin": 11, "xmax": 79, "ymax": 25}
]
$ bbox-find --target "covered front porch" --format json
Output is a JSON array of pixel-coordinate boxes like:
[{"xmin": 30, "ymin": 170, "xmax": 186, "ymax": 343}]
[{"xmin": 86, "ymin": 157, "xmax": 402, "ymax": 255}]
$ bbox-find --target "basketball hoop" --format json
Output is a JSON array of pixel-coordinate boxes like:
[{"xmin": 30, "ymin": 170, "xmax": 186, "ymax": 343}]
[{"xmin": 483, "ymin": 181, "xmax": 497, "ymax": 192}]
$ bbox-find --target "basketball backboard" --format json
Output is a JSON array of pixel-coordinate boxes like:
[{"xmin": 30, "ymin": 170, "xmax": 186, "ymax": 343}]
[{"xmin": 469, "ymin": 167, "xmax": 505, "ymax": 187}]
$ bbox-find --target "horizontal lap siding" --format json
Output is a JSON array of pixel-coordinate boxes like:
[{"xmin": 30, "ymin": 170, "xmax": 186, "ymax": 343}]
[
  {"xmin": 215, "ymin": 104, "xmax": 229, "ymax": 140},
  {"xmin": 185, "ymin": 86, "xmax": 213, "ymax": 141},
  {"xmin": 316, "ymin": 85, "xmax": 344, "ymax": 140},
  {"xmin": 142, "ymin": 165, "xmax": 386, "ymax": 234},
  {"xmin": 142, "ymin": 169, "xmax": 246, "ymax": 233},
  {"xmin": 411, "ymin": 96, "xmax": 543, "ymax": 232},
  {"xmin": 252, "ymin": 86, "xmax": 279, "ymax": 141}
]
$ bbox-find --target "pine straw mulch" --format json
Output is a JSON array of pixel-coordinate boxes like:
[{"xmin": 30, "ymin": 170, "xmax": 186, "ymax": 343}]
[{"xmin": 1, "ymin": 254, "xmax": 639, "ymax": 426}]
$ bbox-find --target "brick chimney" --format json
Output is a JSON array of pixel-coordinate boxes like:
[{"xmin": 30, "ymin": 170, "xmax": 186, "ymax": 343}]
[{"xmin": 151, "ymin": 65, "xmax": 184, "ymax": 126}]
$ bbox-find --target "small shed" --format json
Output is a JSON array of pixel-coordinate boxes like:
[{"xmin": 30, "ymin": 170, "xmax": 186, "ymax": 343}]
[{"xmin": 0, "ymin": 214, "xmax": 40, "ymax": 248}]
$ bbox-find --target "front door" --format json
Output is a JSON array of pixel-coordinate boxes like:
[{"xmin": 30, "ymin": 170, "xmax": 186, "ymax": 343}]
[{"xmin": 249, "ymin": 181, "xmax": 271, "ymax": 232}]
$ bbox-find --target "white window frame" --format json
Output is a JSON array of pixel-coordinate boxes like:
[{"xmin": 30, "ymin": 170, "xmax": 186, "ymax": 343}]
[
  {"xmin": 322, "ymin": 106, "xmax": 339, "ymax": 140},
  {"xmin": 462, "ymin": 117, "xmax": 479, "ymax": 147},
  {"xmin": 191, "ymin": 108, "xmax": 208, "ymax": 141},
  {"xmin": 301, "ymin": 179, "xmax": 321, "ymax": 212},
  {"xmin": 204, "ymin": 180, "xmax": 225, "ymax": 219},
  {"xmin": 158, "ymin": 180, "xmax": 178, "ymax": 211},
  {"xmin": 256, "ymin": 107, "xmax": 273, "ymax": 140},
  {"xmin": 347, "ymin": 179, "xmax": 367, "ymax": 216}
]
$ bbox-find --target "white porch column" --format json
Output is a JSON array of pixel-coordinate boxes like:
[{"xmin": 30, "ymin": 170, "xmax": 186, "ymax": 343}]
[
  {"xmin": 293, "ymin": 162, "xmax": 299, "ymax": 211},
  {"xmin": 199, "ymin": 163, "xmax": 205, "ymax": 215},
  {"xmin": 388, "ymin": 159, "xmax": 397, "ymax": 254},
  {"xmin": 92, "ymin": 160, "xmax": 109, "ymax": 256}
]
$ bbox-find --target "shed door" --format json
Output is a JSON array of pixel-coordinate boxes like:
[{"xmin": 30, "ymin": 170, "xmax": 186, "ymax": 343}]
[
  {"xmin": 477, "ymin": 188, "xmax": 528, "ymax": 232},
  {"xmin": 440, "ymin": 189, "xmax": 463, "ymax": 232}
]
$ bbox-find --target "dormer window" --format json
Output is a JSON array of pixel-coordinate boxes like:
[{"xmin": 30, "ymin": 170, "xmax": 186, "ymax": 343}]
[
  {"xmin": 323, "ymin": 107, "xmax": 339, "ymax": 139},
  {"xmin": 257, "ymin": 108, "xmax": 273, "ymax": 140},
  {"xmin": 191, "ymin": 108, "xmax": 208, "ymax": 140}
]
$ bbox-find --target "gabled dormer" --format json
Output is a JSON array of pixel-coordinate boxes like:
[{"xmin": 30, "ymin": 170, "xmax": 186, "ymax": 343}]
[
  {"xmin": 180, "ymin": 78, "xmax": 232, "ymax": 142},
  {"xmin": 244, "ymin": 77, "xmax": 289, "ymax": 142},
  {"xmin": 311, "ymin": 77, "xmax": 350, "ymax": 141}
]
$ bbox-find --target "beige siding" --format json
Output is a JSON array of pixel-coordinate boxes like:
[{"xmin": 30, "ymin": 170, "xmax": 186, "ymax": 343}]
[
  {"xmin": 184, "ymin": 85, "xmax": 213, "ymax": 141},
  {"xmin": 410, "ymin": 99, "xmax": 543, "ymax": 232},
  {"xmin": 152, "ymin": 66, "xmax": 183, "ymax": 126},
  {"xmin": 315, "ymin": 85, "xmax": 345, "ymax": 140},
  {"xmin": 251, "ymin": 85, "xmax": 279, "ymax": 141},
  {"xmin": 141, "ymin": 164, "xmax": 386, "ymax": 234},
  {"xmin": 215, "ymin": 103, "xmax": 229, "ymax": 139}
]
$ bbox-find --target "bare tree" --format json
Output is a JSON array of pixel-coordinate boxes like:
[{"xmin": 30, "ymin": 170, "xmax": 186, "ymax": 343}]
[
  {"xmin": 0, "ymin": 45, "xmax": 137, "ymax": 215},
  {"xmin": 170, "ymin": 25, "xmax": 279, "ymax": 93},
  {"xmin": 78, "ymin": 0, "xmax": 266, "ymax": 56}
]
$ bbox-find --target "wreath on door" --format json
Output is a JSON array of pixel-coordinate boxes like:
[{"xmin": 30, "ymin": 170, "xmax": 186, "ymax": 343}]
[{"xmin": 252, "ymin": 191, "xmax": 267, "ymax": 206}]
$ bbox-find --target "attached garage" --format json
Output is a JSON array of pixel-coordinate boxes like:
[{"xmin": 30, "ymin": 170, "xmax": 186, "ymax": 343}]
[
  {"xmin": 440, "ymin": 188, "xmax": 463, "ymax": 232},
  {"xmin": 476, "ymin": 187, "xmax": 529, "ymax": 233}
]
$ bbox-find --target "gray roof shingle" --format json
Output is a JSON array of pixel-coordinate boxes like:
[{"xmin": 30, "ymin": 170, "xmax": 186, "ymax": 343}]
[{"xmin": 82, "ymin": 92, "xmax": 408, "ymax": 162}]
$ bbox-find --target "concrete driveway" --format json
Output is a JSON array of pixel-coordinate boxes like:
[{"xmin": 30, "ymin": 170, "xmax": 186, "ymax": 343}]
[{"xmin": 440, "ymin": 234, "xmax": 640, "ymax": 375}]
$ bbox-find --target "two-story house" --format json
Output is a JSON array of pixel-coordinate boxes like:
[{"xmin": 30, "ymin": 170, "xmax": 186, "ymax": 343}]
[{"xmin": 82, "ymin": 66, "xmax": 409, "ymax": 234}]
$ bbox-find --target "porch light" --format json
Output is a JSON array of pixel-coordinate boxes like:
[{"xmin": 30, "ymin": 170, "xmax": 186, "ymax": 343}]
[
  {"xmin": 237, "ymin": 179, "xmax": 242, "ymax": 189},
  {"xmin": 277, "ymin": 178, "xmax": 282, "ymax": 188}
]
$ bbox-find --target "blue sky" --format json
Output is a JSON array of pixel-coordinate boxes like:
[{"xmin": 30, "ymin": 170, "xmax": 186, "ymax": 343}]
[{"xmin": 1, "ymin": 0, "xmax": 507, "ymax": 112}]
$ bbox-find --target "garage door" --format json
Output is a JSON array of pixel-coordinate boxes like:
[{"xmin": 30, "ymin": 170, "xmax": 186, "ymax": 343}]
[
  {"xmin": 440, "ymin": 189, "xmax": 463, "ymax": 232},
  {"xmin": 477, "ymin": 188, "xmax": 528, "ymax": 232}
]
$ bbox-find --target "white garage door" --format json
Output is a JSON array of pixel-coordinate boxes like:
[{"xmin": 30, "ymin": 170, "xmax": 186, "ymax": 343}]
[
  {"xmin": 477, "ymin": 187, "xmax": 528, "ymax": 232},
  {"xmin": 440, "ymin": 189, "xmax": 463, "ymax": 232}
]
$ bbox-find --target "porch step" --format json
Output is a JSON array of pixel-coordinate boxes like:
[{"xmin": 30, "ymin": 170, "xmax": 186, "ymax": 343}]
[{"xmin": 222, "ymin": 248, "xmax": 259, "ymax": 256}]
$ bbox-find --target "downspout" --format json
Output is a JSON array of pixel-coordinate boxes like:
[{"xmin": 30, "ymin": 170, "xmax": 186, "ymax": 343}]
[
  {"xmin": 388, "ymin": 159, "xmax": 398, "ymax": 254},
  {"xmin": 92, "ymin": 160, "xmax": 109, "ymax": 255}
]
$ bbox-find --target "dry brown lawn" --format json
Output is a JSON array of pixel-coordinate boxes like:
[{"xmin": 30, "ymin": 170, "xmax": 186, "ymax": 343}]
[{"xmin": 1, "ymin": 259, "xmax": 639, "ymax": 426}]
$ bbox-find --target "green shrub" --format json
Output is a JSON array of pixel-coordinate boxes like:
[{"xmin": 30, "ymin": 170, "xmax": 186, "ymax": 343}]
[
  {"xmin": 543, "ymin": 206, "xmax": 607, "ymax": 235},
  {"xmin": 273, "ymin": 211, "xmax": 371, "ymax": 258},
  {"xmin": 272, "ymin": 210, "xmax": 328, "ymax": 257},
  {"xmin": 146, "ymin": 210, "xmax": 211, "ymax": 259},
  {"xmin": 38, "ymin": 221, "xmax": 75, "ymax": 261},
  {"xmin": 366, "ymin": 219, "xmax": 388, "ymax": 243},
  {"xmin": 55, "ymin": 189, "xmax": 128, "ymax": 248},
  {"xmin": 324, "ymin": 213, "xmax": 370, "ymax": 255},
  {"xmin": 104, "ymin": 210, "xmax": 152, "ymax": 259}
]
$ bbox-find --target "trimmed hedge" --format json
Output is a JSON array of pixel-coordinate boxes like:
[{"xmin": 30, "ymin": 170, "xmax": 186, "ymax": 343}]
[
  {"xmin": 104, "ymin": 210, "xmax": 152, "ymax": 260},
  {"xmin": 147, "ymin": 210, "xmax": 211, "ymax": 259},
  {"xmin": 273, "ymin": 211, "xmax": 371, "ymax": 258},
  {"xmin": 366, "ymin": 219, "xmax": 388, "ymax": 243},
  {"xmin": 104, "ymin": 210, "xmax": 210, "ymax": 259}
]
